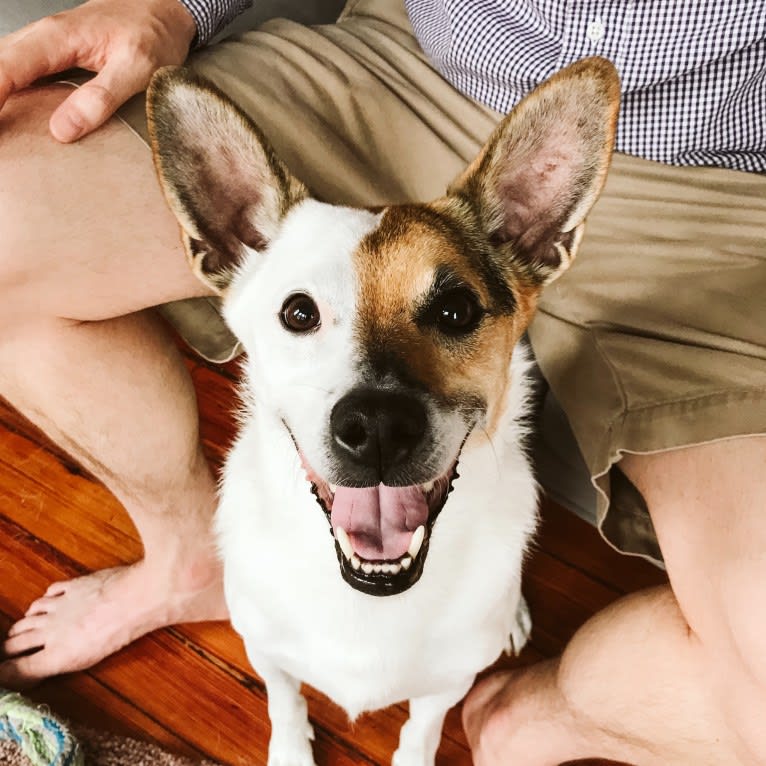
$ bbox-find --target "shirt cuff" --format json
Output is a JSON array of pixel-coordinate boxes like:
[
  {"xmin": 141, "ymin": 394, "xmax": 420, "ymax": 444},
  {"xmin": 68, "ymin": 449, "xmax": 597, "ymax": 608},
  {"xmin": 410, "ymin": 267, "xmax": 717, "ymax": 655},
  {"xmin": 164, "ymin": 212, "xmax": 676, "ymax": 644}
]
[{"xmin": 177, "ymin": 0, "xmax": 254, "ymax": 47}]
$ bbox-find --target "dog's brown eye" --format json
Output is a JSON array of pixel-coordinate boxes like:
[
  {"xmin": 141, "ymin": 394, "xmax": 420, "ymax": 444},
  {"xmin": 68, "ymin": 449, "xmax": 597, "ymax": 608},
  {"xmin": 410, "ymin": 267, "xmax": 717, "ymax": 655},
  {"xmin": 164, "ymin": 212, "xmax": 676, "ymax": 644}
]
[
  {"xmin": 435, "ymin": 290, "xmax": 482, "ymax": 335},
  {"xmin": 280, "ymin": 293, "xmax": 320, "ymax": 333}
]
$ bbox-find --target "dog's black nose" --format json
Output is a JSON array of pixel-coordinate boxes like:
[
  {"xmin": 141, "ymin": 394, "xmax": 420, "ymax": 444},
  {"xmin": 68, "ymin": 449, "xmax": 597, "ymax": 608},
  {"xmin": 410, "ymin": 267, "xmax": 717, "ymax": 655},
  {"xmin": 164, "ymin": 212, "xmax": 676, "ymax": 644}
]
[{"xmin": 330, "ymin": 388, "xmax": 427, "ymax": 480}]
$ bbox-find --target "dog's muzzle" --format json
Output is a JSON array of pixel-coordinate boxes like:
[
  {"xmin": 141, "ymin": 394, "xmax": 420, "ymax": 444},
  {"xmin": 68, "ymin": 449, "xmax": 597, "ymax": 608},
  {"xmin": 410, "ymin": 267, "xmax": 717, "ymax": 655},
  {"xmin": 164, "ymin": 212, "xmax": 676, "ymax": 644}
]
[{"xmin": 291, "ymin": 387, "xmax": 463, "ymax": 596}]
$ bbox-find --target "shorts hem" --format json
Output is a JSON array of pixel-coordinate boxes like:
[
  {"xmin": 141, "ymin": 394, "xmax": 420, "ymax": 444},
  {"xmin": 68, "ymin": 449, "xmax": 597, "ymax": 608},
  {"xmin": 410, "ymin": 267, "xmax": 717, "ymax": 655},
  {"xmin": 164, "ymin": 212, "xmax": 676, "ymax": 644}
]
[{"xmin": 592, "ymin": 388, "xmax": 766, "ymax": 566}]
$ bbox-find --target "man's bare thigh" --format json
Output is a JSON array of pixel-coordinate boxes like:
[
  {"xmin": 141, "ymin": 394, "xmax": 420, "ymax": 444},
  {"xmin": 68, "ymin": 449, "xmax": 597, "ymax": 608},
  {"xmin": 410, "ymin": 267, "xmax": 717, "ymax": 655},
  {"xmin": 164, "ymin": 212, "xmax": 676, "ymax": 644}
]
[{"xmin": 0, "ymin": 85, "xmax": 211, "ymax": 325}]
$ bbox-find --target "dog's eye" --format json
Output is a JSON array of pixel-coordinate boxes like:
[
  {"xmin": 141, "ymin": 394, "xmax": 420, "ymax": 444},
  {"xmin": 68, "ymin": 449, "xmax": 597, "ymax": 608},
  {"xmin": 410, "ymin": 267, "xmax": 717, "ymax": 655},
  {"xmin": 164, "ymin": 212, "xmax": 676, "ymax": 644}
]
[
  {"xmin": 280, "ymin": 293, "xmax": 320, "ymax": 333},
  {"xmin": 434, "ymin": 289, "xmax": 482, "ymax": 335}
]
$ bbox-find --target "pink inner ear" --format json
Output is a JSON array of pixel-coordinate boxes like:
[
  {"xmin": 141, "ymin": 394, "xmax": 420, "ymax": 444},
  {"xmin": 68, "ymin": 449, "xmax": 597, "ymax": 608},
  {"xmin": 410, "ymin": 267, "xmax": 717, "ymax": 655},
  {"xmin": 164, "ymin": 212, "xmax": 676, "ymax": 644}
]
[
  {"xmin": 493, "ymin": 126, "xmax": 585, "ymax": 263},
  {"xmin": 163, "ymin": 80, "xmax": 293, "ymax": 265},
  {"xmin": 499, "ymin": 134, "xmax": 581, "ymax": 230},
  {"xmin": 198, "ymin": 142, "xmax": 268, "ymax": 246}
]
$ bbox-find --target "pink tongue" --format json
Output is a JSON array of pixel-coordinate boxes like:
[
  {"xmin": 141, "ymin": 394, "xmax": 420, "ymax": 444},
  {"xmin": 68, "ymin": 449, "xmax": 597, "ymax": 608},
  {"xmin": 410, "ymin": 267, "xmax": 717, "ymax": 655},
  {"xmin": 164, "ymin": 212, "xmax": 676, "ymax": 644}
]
[{"xmin": 331, "ymin": 485, "xmax": 429, "ymax": 561}]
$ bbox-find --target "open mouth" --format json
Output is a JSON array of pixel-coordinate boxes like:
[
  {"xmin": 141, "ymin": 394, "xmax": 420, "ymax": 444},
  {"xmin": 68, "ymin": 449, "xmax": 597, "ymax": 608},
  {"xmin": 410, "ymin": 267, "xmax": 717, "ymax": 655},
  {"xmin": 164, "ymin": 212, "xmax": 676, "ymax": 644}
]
[{"xmin": 301, "ymin": 455, "xmax": 460, "ymax": 597}]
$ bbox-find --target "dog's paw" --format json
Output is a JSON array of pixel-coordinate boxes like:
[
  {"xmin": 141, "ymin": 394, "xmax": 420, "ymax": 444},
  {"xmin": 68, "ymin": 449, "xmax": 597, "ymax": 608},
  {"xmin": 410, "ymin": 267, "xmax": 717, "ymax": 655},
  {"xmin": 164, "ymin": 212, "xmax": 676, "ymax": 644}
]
[
  {"xmin": 267, "ymin": 743, "xmax": 316, "ymax": 766},
  {"xmin": 267, "ymin": 723, "xmax": 316, "ymax": 766},
  {"xmin": 392, "ymin": 746, "xmax": 431, "ymax": 766},
  {"xmin": 507, "ymin": 596, "xmax": 532, "ymax": 656}
]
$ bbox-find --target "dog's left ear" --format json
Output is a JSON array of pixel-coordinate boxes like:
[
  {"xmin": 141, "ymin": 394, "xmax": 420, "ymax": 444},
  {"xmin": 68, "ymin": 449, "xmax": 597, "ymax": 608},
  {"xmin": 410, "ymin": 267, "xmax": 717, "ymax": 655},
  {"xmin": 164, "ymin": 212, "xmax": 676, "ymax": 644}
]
[
  {"xmin": 449, "ymin": 57, "xmax": 620, "ymax": 286},
  {"xmin": 147, "ymin": 67, "xmax": 308, "ymax": 293}
]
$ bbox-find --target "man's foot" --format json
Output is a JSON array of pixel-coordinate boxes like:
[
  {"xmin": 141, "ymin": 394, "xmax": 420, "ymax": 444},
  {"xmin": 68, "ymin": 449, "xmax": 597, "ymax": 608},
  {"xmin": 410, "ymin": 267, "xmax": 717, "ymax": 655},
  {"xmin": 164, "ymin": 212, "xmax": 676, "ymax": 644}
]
[{"xmin": 0, "ymin": 553, "xmax": 227, "ymax": 688}]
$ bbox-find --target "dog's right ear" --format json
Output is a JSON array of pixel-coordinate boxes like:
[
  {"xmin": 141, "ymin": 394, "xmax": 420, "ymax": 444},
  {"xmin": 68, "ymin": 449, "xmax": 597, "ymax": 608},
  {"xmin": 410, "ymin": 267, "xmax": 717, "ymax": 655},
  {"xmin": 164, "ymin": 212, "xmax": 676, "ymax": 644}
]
[{"xmin": 147, "ymin": 67, "xmax": 308, "ymax": 294}]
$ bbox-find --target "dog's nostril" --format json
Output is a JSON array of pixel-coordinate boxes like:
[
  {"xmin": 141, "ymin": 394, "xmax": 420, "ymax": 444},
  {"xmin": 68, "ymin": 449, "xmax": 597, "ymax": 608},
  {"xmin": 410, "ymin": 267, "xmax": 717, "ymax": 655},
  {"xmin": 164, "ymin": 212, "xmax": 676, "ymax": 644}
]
[{"xmin": 340, "ymin": 420, "xmax": 367, "ymax": 449}]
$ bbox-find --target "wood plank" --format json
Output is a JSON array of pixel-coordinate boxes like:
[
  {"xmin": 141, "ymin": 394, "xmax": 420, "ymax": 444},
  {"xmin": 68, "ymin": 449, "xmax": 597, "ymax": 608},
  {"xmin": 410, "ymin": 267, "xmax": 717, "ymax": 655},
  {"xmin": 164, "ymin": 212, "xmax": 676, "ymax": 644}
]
[{"xmin": 536, "ymin": 500, "xmax": 667, "ymax": 594}]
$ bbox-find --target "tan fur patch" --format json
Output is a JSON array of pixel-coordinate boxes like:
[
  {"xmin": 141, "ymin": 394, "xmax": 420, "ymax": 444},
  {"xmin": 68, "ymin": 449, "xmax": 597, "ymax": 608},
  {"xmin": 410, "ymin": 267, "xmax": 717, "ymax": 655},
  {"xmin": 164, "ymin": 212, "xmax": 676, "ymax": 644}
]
[{"xmin": 353, "ymin": 204, "xmax": 537, "ymax": 434}]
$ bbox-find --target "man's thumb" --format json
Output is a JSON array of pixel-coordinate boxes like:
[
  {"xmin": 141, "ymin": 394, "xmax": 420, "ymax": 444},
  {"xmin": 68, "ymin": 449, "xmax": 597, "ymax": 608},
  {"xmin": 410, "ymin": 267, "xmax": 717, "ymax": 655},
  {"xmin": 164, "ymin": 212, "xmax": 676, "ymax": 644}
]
[{"xmin": 49, "ymin": 66, "xmax": 137, "ymax": 142}]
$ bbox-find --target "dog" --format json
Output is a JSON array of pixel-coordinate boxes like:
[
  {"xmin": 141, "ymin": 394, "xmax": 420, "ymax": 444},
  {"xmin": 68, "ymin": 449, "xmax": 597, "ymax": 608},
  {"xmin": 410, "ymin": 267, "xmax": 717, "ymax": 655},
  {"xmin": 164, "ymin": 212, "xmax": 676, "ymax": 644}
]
[{"xmin": 146, "ymin": 56, "xmax": 619, "ymax": 766}]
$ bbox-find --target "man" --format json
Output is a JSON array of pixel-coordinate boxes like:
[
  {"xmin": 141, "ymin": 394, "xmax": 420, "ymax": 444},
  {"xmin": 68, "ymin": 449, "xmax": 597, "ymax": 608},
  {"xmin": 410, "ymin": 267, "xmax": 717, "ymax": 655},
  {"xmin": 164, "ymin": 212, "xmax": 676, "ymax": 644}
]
[{"xmin": 0, "ymin": 1, "xmax": 764, "ymax": 763}]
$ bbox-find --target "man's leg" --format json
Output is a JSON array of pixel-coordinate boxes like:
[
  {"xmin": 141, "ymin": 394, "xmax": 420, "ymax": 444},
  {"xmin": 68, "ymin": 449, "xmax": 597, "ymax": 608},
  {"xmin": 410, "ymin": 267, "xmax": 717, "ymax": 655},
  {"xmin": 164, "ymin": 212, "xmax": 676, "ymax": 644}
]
[
  {"xmin": 0, "ymin": 86, "xmax": 227, "ymax": 685},
  {"xmin": 463, "ymin": 436, "xmax": 766, "ymax": 766}
]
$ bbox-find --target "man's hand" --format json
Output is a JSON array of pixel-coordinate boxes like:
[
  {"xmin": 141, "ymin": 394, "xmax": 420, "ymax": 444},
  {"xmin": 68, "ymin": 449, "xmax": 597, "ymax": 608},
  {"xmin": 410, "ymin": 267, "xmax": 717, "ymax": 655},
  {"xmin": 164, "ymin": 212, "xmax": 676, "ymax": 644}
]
[{"xmin": 0, "ymin": 0, "xmax": 197, "ymax": 142}]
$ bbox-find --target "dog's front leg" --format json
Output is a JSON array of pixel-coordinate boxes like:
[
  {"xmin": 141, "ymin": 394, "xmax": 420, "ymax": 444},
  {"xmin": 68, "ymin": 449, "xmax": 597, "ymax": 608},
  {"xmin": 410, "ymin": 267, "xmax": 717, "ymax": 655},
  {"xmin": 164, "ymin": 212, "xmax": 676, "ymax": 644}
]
[
  {"xmin": 392, "ymin": 677, "xmax": 475, "ymax": 766},
  {"xmin": 245, "ymin": 644, "xmax": 316, "ymax": 766}
]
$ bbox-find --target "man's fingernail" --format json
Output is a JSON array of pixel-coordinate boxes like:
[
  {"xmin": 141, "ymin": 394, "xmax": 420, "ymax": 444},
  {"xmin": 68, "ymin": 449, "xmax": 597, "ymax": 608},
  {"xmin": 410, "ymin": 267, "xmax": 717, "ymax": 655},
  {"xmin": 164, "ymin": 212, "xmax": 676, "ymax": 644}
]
[{"xmin": 51, "ymin": 111, "xmax": 85, "ymax": 142}]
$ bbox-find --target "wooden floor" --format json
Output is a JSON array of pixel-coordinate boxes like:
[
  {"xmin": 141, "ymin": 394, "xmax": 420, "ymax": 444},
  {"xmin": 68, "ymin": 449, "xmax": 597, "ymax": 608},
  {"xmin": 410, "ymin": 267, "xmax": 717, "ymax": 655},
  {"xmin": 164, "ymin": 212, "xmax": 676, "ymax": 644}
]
[{"xmin": 0, "ymin": 342, "xmax": 667, "ymax": 765}]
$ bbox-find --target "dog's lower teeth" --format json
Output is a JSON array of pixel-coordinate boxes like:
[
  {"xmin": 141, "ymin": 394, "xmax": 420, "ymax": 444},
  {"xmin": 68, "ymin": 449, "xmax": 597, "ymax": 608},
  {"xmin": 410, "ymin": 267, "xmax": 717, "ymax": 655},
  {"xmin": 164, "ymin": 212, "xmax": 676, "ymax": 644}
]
[
  {"xmin": 421, "ymin": 480, "xmax": 435, "ymax": 493},
  {"xmin": 408, "ymin": 525, "xmax": 425, "ymax": 558},
  {"xmin": 341, "ymin": 530, "xmax": 423, "ymax": 577}
]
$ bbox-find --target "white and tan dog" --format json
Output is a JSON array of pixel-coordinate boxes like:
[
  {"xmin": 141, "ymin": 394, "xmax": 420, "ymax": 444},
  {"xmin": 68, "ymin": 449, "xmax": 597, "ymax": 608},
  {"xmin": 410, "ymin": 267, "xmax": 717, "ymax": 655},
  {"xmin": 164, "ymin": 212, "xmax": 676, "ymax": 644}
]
[{"xmin": 147, "ymin": 58, "xmax": 619, "ymax": 766}]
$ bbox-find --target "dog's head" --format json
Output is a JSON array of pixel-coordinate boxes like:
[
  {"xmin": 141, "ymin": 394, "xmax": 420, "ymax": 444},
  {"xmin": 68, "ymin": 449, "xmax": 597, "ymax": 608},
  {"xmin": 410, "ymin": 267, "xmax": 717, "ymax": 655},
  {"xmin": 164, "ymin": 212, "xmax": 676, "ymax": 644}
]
[{"xmin": 147, "ymin": 59, "xmax": 619, "ymax": 596}]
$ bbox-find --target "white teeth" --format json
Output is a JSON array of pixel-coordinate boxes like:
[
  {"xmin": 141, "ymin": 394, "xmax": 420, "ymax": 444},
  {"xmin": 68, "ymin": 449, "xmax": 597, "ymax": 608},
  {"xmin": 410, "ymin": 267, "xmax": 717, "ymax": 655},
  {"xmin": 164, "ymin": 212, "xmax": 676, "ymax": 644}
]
[
  {"xmin": 329, "ymin": 483, "xmax": 338, "ymax": 493},
  {"xmin": 335, "ymin": 527, "xmax": 354, "ymax": 560},
  {"xmin": 346, "ymin": 531, "xmax": 423, "ymax": 577},
  {"xmin": 408, "ymin": 525, "xmax": 425, "ymax": 558},
  {"xmin": 421, "ymin": 480, "xmax": 435, "ymax": 493}
]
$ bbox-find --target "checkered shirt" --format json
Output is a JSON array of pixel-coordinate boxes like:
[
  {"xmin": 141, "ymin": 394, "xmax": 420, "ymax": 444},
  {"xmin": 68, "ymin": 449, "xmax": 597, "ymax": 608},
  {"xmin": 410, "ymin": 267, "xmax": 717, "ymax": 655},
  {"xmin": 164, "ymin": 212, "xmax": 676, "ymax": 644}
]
[{"xmin": 180, "ymin": 0, "xmax": 766, "ymax": 173}]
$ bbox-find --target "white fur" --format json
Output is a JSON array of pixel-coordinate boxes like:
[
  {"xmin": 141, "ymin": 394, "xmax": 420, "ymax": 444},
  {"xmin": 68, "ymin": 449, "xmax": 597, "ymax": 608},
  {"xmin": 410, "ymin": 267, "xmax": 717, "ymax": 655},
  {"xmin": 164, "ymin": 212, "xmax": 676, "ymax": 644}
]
[{"xmin": 216, "ymin": 198, "xmax": 538, "ymax": 765}]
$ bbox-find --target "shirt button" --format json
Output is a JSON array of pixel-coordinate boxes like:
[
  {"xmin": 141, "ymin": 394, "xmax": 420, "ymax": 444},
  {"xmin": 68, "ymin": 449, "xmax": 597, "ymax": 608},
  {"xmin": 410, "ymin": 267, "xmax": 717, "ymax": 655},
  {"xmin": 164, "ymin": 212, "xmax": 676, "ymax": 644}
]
[{"xmin": 586, "ymin": 18, "xmax": 605, "ymax": 43}]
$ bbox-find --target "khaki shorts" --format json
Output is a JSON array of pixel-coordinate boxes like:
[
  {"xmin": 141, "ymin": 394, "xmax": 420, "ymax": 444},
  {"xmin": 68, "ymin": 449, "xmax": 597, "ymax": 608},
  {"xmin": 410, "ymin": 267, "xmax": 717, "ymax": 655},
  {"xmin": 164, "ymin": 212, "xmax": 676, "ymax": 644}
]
[{"xmin": 115, "ymin": 0, "xmax": 766, "ymax": 564}]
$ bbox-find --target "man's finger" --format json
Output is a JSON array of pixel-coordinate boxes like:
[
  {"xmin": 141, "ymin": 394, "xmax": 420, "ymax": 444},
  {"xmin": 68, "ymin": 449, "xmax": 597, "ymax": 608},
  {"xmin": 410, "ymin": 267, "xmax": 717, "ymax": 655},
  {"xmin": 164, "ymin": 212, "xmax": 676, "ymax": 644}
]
[
  {"xmin": 0, "ymin": 18, "xmax": 73, "ymax": 109},
  {"xmin": 48, "ymin": 58, "xmax": 148, "ymax": 142}
]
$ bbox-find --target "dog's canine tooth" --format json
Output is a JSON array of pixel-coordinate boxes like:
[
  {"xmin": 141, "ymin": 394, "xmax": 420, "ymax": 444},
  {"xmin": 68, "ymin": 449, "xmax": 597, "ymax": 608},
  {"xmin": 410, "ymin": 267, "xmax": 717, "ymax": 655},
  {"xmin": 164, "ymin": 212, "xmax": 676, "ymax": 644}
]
[
  {"xmin": 335, "ymin": 527, "xmax": 354, "ymax": 560},
  {"xmin": 421, "ymin": 480, "xmax": 435, "ymax": 493},
  {"xmin": 329, "ymin": 483, "xmax": 338, "ymax": 493},
  {"xmin": 400, "ymin": 556, "xmax": 412, "ymax": 571},
  {"xmin": 362, "ymin": 562, "xmax": 374, "ymax": 574},
  {"xmin": 408, "ymin": 526, "xmax": 425, "ymax": 558},
  {"xmin": 351, "ymin": 554, "xmax": 361, "ymax": 570}
]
